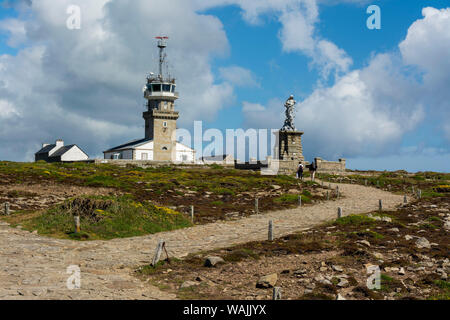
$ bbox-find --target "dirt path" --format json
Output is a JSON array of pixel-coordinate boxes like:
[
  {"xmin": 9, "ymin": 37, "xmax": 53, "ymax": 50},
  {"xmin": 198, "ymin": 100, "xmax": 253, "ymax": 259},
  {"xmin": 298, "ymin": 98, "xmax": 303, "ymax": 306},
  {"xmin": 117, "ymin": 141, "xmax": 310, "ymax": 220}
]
[{"xmin": 0, "ymin": 181, "xmax": 404, "ymax": 299}]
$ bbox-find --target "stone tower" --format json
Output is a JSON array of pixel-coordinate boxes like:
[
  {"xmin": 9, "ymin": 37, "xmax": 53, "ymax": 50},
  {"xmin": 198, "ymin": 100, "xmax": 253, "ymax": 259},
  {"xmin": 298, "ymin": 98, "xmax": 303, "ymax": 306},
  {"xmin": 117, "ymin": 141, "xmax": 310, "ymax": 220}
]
[
  {"xmin": 278, "ymin": 130, "xmax": 304, "ymax": 163},
  {"xmin": 143, "ymin": 36, "xmax": 179, "ymax": 161},
  {"xmin": 277, "ymin": 95, "xmax": 304, "ymax": 163}
]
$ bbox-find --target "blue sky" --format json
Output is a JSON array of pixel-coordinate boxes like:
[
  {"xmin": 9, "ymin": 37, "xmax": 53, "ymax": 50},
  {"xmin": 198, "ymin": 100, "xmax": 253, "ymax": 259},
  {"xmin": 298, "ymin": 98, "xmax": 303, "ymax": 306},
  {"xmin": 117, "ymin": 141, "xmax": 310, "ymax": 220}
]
[{"xmin": 0, "ymin": 0, "xmax": 449, "ymax": 172}]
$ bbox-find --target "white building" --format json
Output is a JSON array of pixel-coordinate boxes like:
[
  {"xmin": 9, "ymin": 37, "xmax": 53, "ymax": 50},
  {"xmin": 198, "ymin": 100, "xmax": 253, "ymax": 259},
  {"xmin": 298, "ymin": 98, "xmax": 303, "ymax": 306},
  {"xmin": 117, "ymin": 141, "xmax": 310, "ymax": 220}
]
[
  {"xmin": 103, "ymin": 138, "xmax": 195, "ymax": 162},
  {"xmin": 35, "ymin": 139, "xmax": 89, "ymax": 162}
]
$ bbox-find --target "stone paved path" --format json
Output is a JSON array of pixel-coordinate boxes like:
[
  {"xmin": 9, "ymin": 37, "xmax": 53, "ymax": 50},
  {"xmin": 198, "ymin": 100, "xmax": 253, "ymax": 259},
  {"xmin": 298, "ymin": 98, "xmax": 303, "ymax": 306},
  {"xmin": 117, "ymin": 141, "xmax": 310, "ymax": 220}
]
[{"xmin": 0, "ymin": 181, "xmax": 404, "ymax": 299}]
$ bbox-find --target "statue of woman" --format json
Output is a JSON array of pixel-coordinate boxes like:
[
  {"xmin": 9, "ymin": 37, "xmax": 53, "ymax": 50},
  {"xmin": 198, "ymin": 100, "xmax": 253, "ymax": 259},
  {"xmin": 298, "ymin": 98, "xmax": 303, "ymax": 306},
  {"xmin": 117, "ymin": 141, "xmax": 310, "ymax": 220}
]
[{"xmin": 281, "ymin": 95, "xmax": 296, "ymax": 131}]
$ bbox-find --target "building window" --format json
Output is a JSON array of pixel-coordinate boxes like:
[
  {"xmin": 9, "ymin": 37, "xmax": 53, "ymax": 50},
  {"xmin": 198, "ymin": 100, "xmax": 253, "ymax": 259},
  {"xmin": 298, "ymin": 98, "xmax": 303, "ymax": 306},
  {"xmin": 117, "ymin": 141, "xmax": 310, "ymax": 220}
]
[
  {"xmin": 113, "ymin": 153, "xmax": 120, "ymax": 160},
  {"xmin": 182, "ymin": 155, "xmax": 187, "ymax": 161},
  {"xmin": 163, "ymin": 121, "xmax": 167, "ymax": 127},
  {"xmin": 151, "ymin": 84, "xmax": 161, "ymax": 91},
  {"xmin": 163, "ymin": 101, "xmax": 167, "ymax": 109},
  {"xmin": 162, "ymin": 146, "xmax": 168, "ymax": 151},
  {"xmin": 162, "ymin": 84, "xmax": 171, "ymax": 92},
  {"xmin": 141, "ymin": 153, "xmax": 148, "ymax": 160},
  {"xmin": 171, "ymin": 85, "xmax": 175, "ymax": 93}
]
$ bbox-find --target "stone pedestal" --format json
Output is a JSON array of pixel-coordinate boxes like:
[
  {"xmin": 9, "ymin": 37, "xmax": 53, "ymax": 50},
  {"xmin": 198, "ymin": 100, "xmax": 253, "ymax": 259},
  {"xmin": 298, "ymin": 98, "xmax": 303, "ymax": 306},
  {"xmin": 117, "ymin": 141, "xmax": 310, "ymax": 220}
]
[{"xmin": 277, "ymin": 130, "xmax": 304, "ymax": 163}]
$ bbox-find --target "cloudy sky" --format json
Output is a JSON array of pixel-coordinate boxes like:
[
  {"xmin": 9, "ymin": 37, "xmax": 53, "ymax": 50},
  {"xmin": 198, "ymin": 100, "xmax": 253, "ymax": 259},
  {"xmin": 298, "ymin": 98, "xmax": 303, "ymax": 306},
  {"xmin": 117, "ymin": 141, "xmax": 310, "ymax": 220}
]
[{"xmin": 0, "ymin": 0, "xmax": 449, "ymax": 172}]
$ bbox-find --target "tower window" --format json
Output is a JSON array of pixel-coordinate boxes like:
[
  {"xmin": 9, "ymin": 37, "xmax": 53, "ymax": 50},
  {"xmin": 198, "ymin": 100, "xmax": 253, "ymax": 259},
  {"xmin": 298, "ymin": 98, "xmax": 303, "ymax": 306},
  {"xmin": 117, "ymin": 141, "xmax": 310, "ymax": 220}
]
[
  {"xmin": 152, "ymin": 84, "xmax": 161, "ymax": 91},
  {"xmin": 163, "ymin": 84, "xmax": 171, "ymax": 92},
  {"xmin": 171, "ymin": 85, "xmax": 175, "ymax": 93},
  {"xmin": 162, "ymin": 146, "xmax": 168, "ymax": 150},
  {"xmin": 163, "ymin": 121, "xmax": 167, "ymax": 127}
]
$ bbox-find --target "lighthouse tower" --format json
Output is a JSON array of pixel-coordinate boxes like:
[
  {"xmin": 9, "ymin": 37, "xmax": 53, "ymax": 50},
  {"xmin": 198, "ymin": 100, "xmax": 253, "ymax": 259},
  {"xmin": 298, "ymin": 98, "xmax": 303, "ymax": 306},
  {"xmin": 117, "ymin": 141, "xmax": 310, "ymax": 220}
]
[{"xmin": 143, "ymin": 36, "xmax": 179, "ymax": 161}]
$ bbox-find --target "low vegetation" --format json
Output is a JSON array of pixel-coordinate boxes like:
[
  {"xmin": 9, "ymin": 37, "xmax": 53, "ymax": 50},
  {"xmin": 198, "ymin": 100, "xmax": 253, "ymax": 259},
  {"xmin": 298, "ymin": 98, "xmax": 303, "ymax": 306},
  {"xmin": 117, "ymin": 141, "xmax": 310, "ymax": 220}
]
[
  {"xmin": 321, "ymin": 170, "xmax": 450, "ymax": 198},
  {"xmin": 0, "ymin": 161, "xmax": 329, "ymax": 225},
  {"xmin": 3, "ymin": 195, "xmax": 192, "ymax": 240}
]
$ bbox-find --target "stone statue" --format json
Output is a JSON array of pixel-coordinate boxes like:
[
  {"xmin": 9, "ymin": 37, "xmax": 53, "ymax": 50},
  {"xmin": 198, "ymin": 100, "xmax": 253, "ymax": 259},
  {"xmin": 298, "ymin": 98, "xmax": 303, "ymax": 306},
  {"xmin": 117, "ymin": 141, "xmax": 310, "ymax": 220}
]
[{"xmin": 281, "ymin": 95, "xmax": 296, "ymax": 131}]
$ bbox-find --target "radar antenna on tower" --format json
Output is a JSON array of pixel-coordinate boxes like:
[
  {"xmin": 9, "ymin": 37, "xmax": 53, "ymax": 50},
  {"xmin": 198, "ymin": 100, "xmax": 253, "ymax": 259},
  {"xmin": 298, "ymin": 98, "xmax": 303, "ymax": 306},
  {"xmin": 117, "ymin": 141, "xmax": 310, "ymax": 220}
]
[{"xmin": 155, "ymin": 36, "xmax": 169, "ymax": 78}]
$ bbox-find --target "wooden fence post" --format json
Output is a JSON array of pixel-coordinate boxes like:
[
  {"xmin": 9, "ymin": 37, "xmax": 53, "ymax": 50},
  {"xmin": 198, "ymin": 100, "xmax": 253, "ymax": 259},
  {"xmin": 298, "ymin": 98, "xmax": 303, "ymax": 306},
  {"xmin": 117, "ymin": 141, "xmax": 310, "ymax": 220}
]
[
  {"xmin": 365, "ymin": 180, "xmax": 367, "ymax": 186},
  {"xmin": 152, "ymin": 239, "xmax": 165, "ymax": 266},
  {"xmin": 190, "ymin": 205, "xmax": 194, "ymax": 223},
  {"xmin": 418, "ymin": 189, "xmax": 422, "ymax": 199},
  {"xmin": 255, "ymin": 198, "xmax": 259, "ymax": 215},
  {"xmin": 336, "ymin": 186, "xmax": 340, "ymax": 199},
  {"xmin": 273, "ymin": 287, "xmax": 282, "ymax": 300},
  {"xmin": 4, "ymin": 202, "xmax": 10, "ymax": 215},
  {"xmin": 403, "ymin": 195, "xmax": 407, "ymax": 204},
  {"xmin": 337, "ymin": 207, "xmax": 342, "ymax": 219},
  {"xmin": 298, "ymin": 195, "xmax": 302, "ymax": 207},
  {"xmin": 379, "ymin": 200, "xmax": 383, "ymax": 212},
  {"xmin": 268, "ymin": 220, "xmax": 273, "ymax": 241},
  {"xmin": 326, "ymin": 191, "xmax": 329, "ymax": 201},
  {"xmin": 74, "ymin": 216, "xmax": 80, "ymax": 233}
]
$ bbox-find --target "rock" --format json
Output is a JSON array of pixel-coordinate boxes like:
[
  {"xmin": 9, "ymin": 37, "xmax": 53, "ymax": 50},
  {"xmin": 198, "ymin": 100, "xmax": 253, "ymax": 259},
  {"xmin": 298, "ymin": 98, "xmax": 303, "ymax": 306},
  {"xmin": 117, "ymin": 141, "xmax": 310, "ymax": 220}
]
[
  {"xmin": 398, "ymin": 268, "xmax": 406, "ymax": 275},
  {"xmin": 358, "ymin": 240, "xmax": 371, "ymax": 247},
  {"xmin": 415, "ymin": 237, "xmax": 431, "ymax": 249},
  {"xmin": 336, "ymin": 294, "xmax": 346, "ymax": 300},
  {"xmin": 389, "ymin": 228, "xmax": 400, "ymax": 232},
  {"xmin": 373, "ymin": 252, "xmax": 384, "ymax": 259},
  {"xmin": 319, "ymin": 267, "xmax": 328, "ymax": 272},
  {"xmin": 293, "ymin": 268, "xmax": 307, "ymax": 276},
  {"xmin": 382, "ymin": 217, "xmax": 392, "ymax": 223},
  {"xmin": 204, "ymin": 256, "xmax": 224, "ymax": 267},
  {"xmin": 305, "ymin": 283, "xmax": 316, "ymax": 290},
  {"xmin": 180, "ymin": 281, "xmax": 199, "ymax": 289},
  {"xmin": 337, "ymin": 278, "xmax": 349, "ymax": 288},
  {"xmin": 314, "ymin": 275, "xmax": 332, "ymax": 285},
  {"xmin": 271, "ymin": 185, "xmax": 281, "ymax": 190},
  {"xmin": 281, "ymin": 269, "xmax": 290, "ymax": 274},
  {"xmin": 332, "ymin": 265, "xmax": 344, "ymax": 272},
  {"xmin": 256, "ymin": 273, "xmax": 278, "ymax": 288},
  {"xmin": 405, "ymin": 235, "xmax": 414, "ymax": 241}
]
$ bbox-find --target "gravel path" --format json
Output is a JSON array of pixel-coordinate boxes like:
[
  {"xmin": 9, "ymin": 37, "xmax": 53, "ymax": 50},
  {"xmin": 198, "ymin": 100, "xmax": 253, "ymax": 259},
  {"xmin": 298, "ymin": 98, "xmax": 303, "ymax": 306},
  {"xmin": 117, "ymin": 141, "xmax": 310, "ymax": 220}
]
[{"xmin": 0, "ymin": 181, "xmax": 404, "ymax": 299}]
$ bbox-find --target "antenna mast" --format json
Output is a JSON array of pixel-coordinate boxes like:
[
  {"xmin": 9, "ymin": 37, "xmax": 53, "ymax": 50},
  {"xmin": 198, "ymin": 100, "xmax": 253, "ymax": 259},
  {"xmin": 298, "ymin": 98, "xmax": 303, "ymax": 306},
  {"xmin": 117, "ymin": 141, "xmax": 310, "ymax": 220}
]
[{"xmin": 155, "ymin": 36, "xmax": 168, "ymax": 78}]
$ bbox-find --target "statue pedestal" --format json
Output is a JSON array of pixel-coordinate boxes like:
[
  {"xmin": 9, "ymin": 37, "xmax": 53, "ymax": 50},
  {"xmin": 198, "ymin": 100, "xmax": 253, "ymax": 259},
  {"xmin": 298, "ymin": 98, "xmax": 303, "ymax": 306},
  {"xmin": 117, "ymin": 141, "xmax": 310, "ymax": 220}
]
[{"xmin": 276, "ymin": 130, "xmax": 304, "ymax": 163}]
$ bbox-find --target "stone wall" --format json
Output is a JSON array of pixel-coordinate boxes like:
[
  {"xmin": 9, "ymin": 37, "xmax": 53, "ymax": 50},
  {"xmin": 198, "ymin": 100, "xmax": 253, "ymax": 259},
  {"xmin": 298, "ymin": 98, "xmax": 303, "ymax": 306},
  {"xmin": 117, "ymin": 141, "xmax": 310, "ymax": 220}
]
[{"xmin": 314, "ymin": 157, "xmax": 346, "ymax": 173}]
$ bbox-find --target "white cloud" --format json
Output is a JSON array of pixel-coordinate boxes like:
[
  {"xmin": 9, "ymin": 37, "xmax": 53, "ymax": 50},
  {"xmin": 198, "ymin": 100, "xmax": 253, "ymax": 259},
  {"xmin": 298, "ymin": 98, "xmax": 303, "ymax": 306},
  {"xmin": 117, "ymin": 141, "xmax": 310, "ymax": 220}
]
[
  {"xmin": 242, "ymin": 101, "xmax": 266, "ymax": 112},
  {"xmin": 0, "ymin": 18, "xmax": 27, "ymax": 47},
  {"xmin": 219, "ymin": 66, "xmax": 260, "ymax": 87}
]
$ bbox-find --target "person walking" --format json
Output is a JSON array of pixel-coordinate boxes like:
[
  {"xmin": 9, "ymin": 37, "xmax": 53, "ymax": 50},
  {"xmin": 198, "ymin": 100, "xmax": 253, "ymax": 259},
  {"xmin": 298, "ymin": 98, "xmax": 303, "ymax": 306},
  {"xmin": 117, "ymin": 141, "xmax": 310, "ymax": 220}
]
[
  {"xmin": 309, "ymin": 160, "xmax": 316, "ymax": 182},
  {"xmin": 296, "ymin": 162, "xmax": 304, "ymax": 180}
]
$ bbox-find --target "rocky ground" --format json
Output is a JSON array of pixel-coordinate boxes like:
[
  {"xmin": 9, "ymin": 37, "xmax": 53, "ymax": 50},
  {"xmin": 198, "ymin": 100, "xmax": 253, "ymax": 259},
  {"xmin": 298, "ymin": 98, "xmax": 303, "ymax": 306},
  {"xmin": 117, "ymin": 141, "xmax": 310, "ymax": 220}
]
[
  {"xmin": 0, "ymin": 180, "xmax": 405, "ymax": 299},
  {"xmin": 0, "ymin": 183, "xmax": 117, "ymax": 212},
  {"xmin": 138, "ymin": 195, "xmax": 449, "ymax": 300}
]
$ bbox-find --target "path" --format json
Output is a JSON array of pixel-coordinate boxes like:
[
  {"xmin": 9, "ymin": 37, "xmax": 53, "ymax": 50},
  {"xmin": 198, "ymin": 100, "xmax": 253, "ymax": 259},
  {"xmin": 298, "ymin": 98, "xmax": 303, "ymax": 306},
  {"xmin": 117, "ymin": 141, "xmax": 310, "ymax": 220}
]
[{"xmin": 0, "ymin": 181, "xmax": 404, "ymax": 299}]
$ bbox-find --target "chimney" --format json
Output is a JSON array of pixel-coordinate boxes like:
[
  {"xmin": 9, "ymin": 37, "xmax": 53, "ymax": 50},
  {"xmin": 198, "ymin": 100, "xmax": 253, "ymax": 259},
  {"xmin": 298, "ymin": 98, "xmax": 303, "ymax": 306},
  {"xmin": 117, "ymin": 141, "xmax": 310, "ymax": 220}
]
[{"xmin": 55, "ymin": 139, "xmax": 64, "ymax": 149}]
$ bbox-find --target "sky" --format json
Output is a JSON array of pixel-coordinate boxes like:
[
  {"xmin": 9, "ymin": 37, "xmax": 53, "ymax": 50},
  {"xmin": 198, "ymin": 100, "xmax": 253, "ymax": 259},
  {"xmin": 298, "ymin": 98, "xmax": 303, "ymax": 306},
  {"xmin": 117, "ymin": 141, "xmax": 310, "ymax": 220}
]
[{"xmin": 0, "ymin": 0, "xmax": 449, "ymax": 172}]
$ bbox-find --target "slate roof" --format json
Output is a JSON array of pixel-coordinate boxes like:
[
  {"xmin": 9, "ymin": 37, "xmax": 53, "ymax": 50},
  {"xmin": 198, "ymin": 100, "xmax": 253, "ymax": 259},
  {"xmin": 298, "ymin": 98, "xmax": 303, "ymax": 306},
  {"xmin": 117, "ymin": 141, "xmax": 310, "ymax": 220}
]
[
  {"xmin": 50, "ymin": 145, "xmax": 76, "ymax": 157},
  {"xmin": 35, "ymin": 144, "xmax": 56, "ymax": 155},
  {"xmin": 103, "ymin": 138, "xmax": 150, "ymax": 152}
]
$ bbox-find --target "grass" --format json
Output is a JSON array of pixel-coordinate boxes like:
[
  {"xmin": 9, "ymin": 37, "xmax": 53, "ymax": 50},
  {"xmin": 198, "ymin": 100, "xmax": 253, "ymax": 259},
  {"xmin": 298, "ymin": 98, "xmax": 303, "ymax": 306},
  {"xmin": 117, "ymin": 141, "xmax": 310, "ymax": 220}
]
[
  {"xmin": 334, "ymin": 214, "xmax": 375, "ymax": 226},
  {"xmin": 274, "ymin": 193, "xmax": 311, "ymax": 204},
  {"xmin": 10, "ymin": 195, "xmax": 192, "ymax": 240},
  {"xmin": 320, "ymin": 171, "xmax": 450, "ymax": 198}
]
